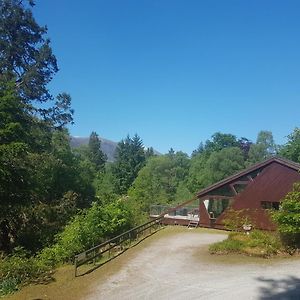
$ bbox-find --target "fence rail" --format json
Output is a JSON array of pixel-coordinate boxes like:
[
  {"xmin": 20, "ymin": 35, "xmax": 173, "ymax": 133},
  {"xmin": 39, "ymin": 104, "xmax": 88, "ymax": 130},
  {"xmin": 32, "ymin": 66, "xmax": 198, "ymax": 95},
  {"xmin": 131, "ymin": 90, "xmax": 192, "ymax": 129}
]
[{"xmin": 74, "ymin": 216, "xmax": 163, "ymax": 276}]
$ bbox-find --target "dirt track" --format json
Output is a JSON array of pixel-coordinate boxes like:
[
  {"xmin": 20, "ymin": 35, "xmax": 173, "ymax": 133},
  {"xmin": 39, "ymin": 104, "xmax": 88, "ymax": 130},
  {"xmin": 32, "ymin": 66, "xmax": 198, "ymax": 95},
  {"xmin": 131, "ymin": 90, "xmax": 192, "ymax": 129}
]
[{"xmin": 83, "ymin": 228, "xmax": 300, "ymax": 300}]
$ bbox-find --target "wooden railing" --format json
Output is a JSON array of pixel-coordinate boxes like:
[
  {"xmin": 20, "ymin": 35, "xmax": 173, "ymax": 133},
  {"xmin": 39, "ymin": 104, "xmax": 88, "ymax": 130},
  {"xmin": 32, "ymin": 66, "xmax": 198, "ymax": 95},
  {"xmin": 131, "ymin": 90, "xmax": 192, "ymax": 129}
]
[{"xmin": 74, "ymin": 216, "xmax": 164, "ymax": 276}]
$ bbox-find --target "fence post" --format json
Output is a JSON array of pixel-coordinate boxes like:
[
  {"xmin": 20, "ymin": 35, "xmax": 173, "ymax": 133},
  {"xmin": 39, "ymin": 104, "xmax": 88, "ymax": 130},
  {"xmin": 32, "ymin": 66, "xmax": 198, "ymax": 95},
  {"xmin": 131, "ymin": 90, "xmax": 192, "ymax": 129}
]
[
  {"xmin": 74, "ymin": 256, "xmax": 77, "ymax": 277},
  {"xmin": 93, "ymin": 245, "xmax": 96, "ymax": 265}
]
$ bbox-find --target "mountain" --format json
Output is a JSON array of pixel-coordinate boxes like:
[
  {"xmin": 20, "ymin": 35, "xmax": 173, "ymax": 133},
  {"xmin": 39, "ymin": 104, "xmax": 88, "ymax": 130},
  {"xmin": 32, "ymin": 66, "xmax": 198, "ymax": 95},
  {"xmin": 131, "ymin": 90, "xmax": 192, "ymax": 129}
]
[
  {"xmin": 70, "ymin": 136, "xmax": 118, "ymax": 162},
  {"xmin": 70, "ymin": 136, "xmax": 161, "ymax": 162}
]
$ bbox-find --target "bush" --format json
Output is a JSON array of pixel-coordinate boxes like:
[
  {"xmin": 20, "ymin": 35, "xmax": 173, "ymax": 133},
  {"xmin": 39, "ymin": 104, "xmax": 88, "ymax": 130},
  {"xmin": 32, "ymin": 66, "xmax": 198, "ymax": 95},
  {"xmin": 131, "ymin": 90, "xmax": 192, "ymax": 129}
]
[
  {"xmin": 0, "ymin": 198, "xmax": 137, "ymax": 296},
  {"xmin": 272, "ymin": 183, "xmax": 300, "ymax": 250},
  {"xmin": 209, "ymin": 230, "xmax": 282, "ymax": 258},
  {"xmin": 209, "ymin": 234, "xmax": 243, "ymax": 254},
  {"xmin": 39, "ymin": 198, "xmax": 136, "ymax": 265},
  {"xmin": 0, "ymin": 248, "xmax": 51, "ymax": 296}
]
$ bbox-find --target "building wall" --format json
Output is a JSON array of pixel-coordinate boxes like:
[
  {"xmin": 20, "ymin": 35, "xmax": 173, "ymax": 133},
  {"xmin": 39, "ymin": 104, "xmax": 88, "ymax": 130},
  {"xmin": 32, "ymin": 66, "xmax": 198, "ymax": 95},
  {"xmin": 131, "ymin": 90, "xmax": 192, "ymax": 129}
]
[{"xmin": 203, "ymin": 162, "xmax": 300, "ymax": 230}]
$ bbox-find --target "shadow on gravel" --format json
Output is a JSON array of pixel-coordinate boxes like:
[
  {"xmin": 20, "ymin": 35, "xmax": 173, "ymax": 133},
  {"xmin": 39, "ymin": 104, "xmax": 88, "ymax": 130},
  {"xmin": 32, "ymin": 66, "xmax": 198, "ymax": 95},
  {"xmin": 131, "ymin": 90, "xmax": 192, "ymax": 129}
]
[
  {"xmin": 257, "ymin": 275, "xmax": 300, "ymax": 299},
  {"xmin": 76, "ymin": 227, "xmax": 165, "ymax": 277}
]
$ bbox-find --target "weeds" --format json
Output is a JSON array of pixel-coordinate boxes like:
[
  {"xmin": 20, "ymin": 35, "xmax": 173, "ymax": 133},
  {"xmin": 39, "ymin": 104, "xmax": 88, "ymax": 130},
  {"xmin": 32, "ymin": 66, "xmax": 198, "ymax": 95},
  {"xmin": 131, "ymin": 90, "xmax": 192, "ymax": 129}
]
[{"xmin": 209, "ymin": 230, "xmax": 283, "ymax": 258}]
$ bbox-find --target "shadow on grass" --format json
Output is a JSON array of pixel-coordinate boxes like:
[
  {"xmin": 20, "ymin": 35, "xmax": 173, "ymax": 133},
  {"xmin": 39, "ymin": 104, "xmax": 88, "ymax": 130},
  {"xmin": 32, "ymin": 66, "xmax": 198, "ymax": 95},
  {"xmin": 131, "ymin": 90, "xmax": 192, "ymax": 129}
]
[
  {"xmin": 257, "ymin": 275, "xmax": 300, "ymax": 299},
  {"xmin": 76, "ymin": 227, "xmax": 165, "ymax": 277}
]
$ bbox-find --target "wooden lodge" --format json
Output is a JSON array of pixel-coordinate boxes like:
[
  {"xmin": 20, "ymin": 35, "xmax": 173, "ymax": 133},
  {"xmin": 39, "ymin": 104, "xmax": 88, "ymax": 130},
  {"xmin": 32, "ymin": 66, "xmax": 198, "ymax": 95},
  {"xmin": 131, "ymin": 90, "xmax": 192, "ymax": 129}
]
[{"xmin": 150, "ymin": 157, "xmax": 300, "ymax": 230}]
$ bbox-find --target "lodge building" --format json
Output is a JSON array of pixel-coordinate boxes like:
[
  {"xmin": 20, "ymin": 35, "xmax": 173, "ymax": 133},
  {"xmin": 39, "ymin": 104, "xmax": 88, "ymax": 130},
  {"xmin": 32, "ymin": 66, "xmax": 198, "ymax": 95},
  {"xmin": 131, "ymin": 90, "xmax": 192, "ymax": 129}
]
[{"xmin": 150, "ymin": 157, "xmax": 300, "ymax": 230}]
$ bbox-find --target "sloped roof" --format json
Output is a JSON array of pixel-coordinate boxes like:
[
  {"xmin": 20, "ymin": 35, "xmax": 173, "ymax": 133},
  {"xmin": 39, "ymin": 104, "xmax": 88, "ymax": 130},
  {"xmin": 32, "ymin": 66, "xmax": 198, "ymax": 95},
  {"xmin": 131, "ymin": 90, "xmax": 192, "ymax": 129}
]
[{"xmin": 196, "ymin": 156, "xmax": 300, "ymax": 198}]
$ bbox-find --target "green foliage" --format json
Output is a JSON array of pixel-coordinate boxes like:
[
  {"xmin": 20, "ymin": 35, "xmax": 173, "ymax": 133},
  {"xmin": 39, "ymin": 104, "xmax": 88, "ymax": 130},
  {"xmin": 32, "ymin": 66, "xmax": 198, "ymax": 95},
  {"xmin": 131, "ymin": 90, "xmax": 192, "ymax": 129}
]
[
  {"xmin": 128, "ymin": 152, "xmax": 190, "ymax": 212},
  {"xmin": 187, "ymin": 147, "xmax": 245, "ymax": 193},
  {"xmin": 95, "ymin": 164, "xmax": 119, "ymax": 203},
  {"xmin": 209, "ymin": 231, "xmax": 282, "ymax": 257},
  {"xmin": 0, "ymin": 0, "xmax": 73, "ymax": 126},
  {"xmin": 272, "ymin": 183, "xmax": 300, "ymax": 234},
  {"xmin": 279, "ymin": 128, "xmax": 300, "ymax": 163},
  {"xmin": 175, "ymin": 182, "xmax": 192, "ymax": 203},
  {"xmin": 204, "ymin": 132, "xmax": 239, "ymax": 153},
  {"xmin": 223, "ymin": 209, "xmax": 255, "ymax": 231},
  {"xmin": 88, "ymin": 132, "xmax": 107, "ymax": 172},
  {"xmin": 0, "ymin": 1, "xmax": 78, "ymax": 254},
  {"xmin": 0, "ymin": 277, "xmax": 18, "ymax": 296},
  {"xmin": 206, "ymin": 147, "xmax": 245, "ymax": 182},
  {"xmin": 39, "ymin": 199, "xmax": 135, "ymax": 265},
  {"xmin": 272, "ymin": 183, "xmax": 300, "ymax": 249},
  {"xmin": 113, "ymin": 134, "xmax": 146, "ymax": 194},
  {"xmin": 0, "ymin": 247, "xmax": 51, "ymax": 296},
  {"xmin": 209, "ymin": 234, "xmax": 244, "ymax": 254},
  {"xmin": 247, "ymin": 131, "xmax": 276, "ymax": 165}
]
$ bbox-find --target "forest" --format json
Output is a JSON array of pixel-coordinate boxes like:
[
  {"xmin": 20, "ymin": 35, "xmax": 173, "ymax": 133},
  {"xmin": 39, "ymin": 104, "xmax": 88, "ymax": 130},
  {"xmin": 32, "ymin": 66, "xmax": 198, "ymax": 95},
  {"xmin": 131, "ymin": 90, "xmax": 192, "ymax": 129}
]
[{"xmin": 1, "ymin": 0, "xmax": 300, "ymax": 295}]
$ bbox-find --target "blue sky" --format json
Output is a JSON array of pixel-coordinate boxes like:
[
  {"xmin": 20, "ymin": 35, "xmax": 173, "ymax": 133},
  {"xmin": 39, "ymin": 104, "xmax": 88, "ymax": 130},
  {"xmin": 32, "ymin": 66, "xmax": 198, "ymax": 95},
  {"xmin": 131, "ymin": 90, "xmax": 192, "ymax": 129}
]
[{"xmin": 35, "ymin": 1, "xmax": 300, "ymax": 154}]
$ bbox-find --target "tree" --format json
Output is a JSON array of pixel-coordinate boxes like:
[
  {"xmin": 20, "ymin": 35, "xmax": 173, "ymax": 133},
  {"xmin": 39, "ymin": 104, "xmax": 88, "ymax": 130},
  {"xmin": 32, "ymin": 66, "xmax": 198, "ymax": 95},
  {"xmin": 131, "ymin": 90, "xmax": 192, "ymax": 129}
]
[
  {"xmin": 279, "ymin": 128, "xmax": 300, "ymax": 163},
  {"xmin": 247, "ymin": 131, "xmax": 276, "ymax": 165},
  {"xmin": 0, "ymin": 79, "xmax": 32, "ymax": 251},
  {"xmin": 238, "ymin": 137, "xmax": 252, "ymax": 159},
  {"xmin": 205, "ymin": 147, "xmax": 245, "ymax": 185},
  {"xmin": 204, "ymin": 132, "xmax": 239, "ymax": 153},
  {"xmin": 0, "ymin": 0, "xmax": 73, "ymax": 126},
  {"xmin": 113, "ymin": 134, "xmax": 146, "ymax": 194},
  {"xmin": 88, "ymin": 132, "xmax": 107, "ymax": 172},
  {"xmin": 128, "ymin": 152, "xmax": 190, "ymax": 212},
  {"xmin": 145, "ymin": 147, "xmax": 155, "ymax": 160},
  {"xmin": 187, "ymin": 147, "xmax": 245, "ymax": 193},
  {"xmin": 0, "ymin": 1, "xmax": 80, "ymax": 253},
  {"xmin": 186, "ymin": 151, "xmax": 209, "ymax": 193},
  {"xmin": 191, "ymin": 142, "xmax": 205, "ymax": 157}
]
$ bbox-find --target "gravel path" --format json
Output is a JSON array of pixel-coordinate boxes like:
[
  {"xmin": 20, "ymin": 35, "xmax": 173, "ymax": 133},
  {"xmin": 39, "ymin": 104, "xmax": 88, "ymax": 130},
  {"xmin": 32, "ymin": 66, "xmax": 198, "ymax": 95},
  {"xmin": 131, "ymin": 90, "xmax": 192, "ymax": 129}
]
[{"xmin": 86, "ymin": 229, "xmax": 300, "ymax": 300}]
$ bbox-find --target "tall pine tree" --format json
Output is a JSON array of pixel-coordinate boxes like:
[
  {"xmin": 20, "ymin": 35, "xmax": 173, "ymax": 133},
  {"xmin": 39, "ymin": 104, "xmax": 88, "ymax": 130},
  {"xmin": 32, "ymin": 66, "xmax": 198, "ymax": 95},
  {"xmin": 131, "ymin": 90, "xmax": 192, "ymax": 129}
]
[
  {"xmin": 0, "ymin": 0, "xmax": 73, "ymax": 127},
  {"xmin": 88, "ymin": 132, "xmax": 107, "ymax": 172},
  {"xmin": 113, "ymin": 134, "xmax": 146, "ymax": 194}
]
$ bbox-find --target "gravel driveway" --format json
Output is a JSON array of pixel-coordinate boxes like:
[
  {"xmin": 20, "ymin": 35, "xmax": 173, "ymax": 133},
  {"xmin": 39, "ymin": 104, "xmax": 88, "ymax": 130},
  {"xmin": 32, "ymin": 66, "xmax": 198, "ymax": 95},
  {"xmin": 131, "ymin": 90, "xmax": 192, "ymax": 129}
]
[{"xmin": 85, "ymin": 228, "xmax": 300, "ymax": 300}]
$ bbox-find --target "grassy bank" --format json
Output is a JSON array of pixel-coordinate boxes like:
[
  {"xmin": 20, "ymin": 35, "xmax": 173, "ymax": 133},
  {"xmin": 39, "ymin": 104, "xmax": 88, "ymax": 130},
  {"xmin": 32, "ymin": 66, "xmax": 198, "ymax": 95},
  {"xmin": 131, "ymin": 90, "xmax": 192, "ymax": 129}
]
[{"xmin": 209, "ymin": 230, "xmax": 286, "ymax": 258}]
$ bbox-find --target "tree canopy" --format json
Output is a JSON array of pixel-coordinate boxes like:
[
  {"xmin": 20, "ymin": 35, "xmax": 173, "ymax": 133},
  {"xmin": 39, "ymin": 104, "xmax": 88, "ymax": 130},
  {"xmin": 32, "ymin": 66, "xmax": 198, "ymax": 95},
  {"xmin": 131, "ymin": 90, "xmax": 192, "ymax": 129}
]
[
  {"xmin": 0, "ymin": 0, "xmax": 73, "ymax": 126},
  {"xmin": 112, "ymin": 134, "xmax": 146, "ymax": 194}
]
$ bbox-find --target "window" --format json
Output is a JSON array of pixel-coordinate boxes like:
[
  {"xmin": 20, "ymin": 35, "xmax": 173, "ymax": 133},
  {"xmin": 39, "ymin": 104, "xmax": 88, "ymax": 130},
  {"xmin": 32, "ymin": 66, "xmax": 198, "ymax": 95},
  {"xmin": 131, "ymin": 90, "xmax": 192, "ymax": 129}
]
[{"xmin": 261, "ymin": 201, "xmax": 280, "ymax": 210}]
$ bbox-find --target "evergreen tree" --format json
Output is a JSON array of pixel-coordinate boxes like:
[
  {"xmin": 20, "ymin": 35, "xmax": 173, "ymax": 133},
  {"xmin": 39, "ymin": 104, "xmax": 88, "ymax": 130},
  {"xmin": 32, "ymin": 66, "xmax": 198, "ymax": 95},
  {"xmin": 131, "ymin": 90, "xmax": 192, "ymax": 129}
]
[
  {"xmin": 145, "ymin": 147, "xmax": 155, "ymax": 160},
  {"xmin": 88, "ymin": 132, "xmax": 107, "ymax": 172},
  {"xmin": 0, "ymin": 1, "xmax": 82, "ymax": 253},
  {"xmin": 113, "ymin": 134, "xmax": 146, "ymax": 194},
  {"xmin": 0, "ymin": 0, "xmax": 73, "ymax": 126}
]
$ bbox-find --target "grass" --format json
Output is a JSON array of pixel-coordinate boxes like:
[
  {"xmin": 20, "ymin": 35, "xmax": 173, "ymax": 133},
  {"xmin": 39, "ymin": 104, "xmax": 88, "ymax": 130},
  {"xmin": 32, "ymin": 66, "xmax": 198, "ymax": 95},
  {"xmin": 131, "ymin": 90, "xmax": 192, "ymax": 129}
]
[{"xmin": 209, "ymin": 230, "xmax": 283, "ymax": 258}]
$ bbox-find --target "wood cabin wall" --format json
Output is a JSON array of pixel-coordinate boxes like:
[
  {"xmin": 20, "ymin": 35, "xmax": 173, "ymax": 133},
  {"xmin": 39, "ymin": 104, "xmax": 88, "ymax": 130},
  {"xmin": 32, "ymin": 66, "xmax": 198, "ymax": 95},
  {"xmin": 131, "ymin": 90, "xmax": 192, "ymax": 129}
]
[{"xmin": 215, "ymin": 162, "xmax": 300, "ymax": 230}]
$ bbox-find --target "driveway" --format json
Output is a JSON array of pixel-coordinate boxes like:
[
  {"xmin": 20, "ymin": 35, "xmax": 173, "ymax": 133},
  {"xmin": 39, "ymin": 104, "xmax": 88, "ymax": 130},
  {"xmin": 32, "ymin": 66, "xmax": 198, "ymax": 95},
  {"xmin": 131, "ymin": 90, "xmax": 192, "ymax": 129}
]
[{"xmin": 84, "ymin": 227, "xmax": 300, "ymax": 300}]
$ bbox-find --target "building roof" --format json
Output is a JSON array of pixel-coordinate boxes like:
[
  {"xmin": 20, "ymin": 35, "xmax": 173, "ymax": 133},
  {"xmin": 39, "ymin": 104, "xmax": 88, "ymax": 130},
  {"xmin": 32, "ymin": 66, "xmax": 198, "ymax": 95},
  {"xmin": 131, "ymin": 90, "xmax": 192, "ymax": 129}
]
[{"xmin": 196, "ymin": 156, "xmax": 300, "ymax": 198}]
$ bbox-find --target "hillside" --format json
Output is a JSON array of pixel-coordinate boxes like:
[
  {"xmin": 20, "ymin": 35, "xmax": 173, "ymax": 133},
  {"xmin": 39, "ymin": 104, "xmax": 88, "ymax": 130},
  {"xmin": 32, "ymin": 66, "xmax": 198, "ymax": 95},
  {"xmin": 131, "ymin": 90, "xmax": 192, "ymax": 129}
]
[{"xmin": 70, "ymin": 136, "xmax": 118, "ymax": 162}]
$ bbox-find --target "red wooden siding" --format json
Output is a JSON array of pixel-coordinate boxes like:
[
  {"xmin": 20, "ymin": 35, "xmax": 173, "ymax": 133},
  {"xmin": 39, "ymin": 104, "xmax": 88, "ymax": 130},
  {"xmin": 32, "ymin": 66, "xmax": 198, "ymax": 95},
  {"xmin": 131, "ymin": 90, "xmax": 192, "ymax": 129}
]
[{"xmin": 214, "ymin": 162, "xmax": 300, "ymax": 230}]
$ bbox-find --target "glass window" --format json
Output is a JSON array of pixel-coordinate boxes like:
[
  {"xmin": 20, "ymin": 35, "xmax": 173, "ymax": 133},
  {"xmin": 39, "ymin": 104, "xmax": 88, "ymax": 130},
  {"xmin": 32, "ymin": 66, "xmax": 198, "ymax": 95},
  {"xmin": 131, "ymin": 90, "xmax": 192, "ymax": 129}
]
[{"xmin": 261, "ymin": 201, "xmax": 280, "ymax": 210}]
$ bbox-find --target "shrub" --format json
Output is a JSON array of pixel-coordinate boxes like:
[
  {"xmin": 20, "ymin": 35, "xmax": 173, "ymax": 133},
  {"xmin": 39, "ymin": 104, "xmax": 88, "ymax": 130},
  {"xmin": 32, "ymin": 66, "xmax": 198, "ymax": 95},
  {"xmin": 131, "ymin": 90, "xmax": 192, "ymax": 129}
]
[
  {"xmin": 38, "ymin": 198, "xmax": 136, "ymax": 265},
  {"xmin": 223, "ymin": 208, "xmax": 256, "ymax": 231},
  {"xmin": 209, "ymin": 234, "xmax": 243, "ymax": 254},
  {"xmin": 0, "ymin": 198, "xmax": 137, "ymax": 296},
  {"xmin": 209, "ymin": 230, "xmax": 282, "ymax": 257},
  {"xmin": 272, "ymin": 183, "xmax": 300, "ymax": 250},
  {"xmin": 0, "ymin": 248, "xmax": 51, "ymax": 296}
]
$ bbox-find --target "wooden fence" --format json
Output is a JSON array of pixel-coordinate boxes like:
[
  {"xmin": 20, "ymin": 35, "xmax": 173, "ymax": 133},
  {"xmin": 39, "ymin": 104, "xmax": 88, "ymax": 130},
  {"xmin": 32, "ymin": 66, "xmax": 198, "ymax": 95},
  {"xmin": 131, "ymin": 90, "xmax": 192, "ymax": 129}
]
[{"xmin": 74, "ymin": 216, "xmax": 164, "ymax": 276}]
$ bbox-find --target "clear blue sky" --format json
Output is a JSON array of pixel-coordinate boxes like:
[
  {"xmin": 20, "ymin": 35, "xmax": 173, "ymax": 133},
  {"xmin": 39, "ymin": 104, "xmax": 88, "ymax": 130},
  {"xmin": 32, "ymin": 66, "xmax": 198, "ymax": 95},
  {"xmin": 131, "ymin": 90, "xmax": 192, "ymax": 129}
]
[{"xmin": 34, "ymin": 1, "xmax": 300, "ymax": 155}]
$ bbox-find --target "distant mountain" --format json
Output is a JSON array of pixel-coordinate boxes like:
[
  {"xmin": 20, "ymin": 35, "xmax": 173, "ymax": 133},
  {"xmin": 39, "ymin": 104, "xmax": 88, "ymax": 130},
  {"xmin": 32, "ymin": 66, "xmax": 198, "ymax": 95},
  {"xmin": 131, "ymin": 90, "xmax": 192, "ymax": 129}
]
[
  {"xmin": 70, "ymin": 136, "xmax": 118, "ymax": 162},
  {"xmin": 70, "ymin": 136, "xmax": 160, "ymax": 162}
]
